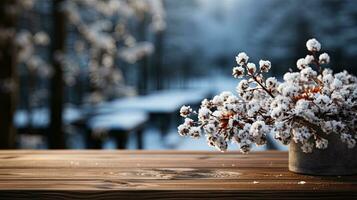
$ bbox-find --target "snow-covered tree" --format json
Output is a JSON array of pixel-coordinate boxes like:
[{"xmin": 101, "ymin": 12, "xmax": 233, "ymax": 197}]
[{"xmin": 63, "ymin": 0, "xmax": 165, "ymax": 103}]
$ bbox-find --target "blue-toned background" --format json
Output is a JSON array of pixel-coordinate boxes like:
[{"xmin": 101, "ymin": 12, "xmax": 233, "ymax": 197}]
[{"xmin": 1, "ymin": 0, "xmax": 356, "ymax": 150}]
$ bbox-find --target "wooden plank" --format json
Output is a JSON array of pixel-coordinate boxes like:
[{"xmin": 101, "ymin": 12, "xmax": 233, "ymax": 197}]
[
  {"xmin": 0, "ymin": 150, "xmax": 355, "ymax": 199},
  {"xmin": 0, "ymin": 179, "xmax": 355, "ymax": 190},
  {"xmin": 0, "ymin": 168, "xmax": 355, "ymax": 182},
  {"xmin": 0, "ymin": 191, "xmax": 354, "ymax": 200}
]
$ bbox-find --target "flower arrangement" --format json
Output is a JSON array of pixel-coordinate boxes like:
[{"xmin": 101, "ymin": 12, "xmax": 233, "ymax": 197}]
[{"xmin": 178, "ymin": 39, "xmax": 357, "ymax": 154}]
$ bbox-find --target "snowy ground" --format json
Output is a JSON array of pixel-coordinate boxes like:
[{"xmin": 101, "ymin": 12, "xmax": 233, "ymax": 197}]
[
  {"xmin": 67, "ymin": 75, "xmax": 283, "ymax": 151},
  {"xmin": 17, "ymin": 75, "xmax": 287, "ymax": 151},
  {"xmin": 103, "ymin": 126, "xmax": 267, "ymax": 151}
]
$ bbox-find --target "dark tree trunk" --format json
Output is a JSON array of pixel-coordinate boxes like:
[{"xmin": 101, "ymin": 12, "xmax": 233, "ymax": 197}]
[
  {"xmin": 138, "ymin": 15, "xmax": 149, "ymax": 95},
  {"xmin": 48, "ymin": 0, "xmax": 66, "ymax": 149},
  {"xmin": 0, "ymin": 0, "xmax": 19, "ymax": 149},
  {"xmin": 154, "ymin": 30, "xmax": 164, "ymax": 90}
]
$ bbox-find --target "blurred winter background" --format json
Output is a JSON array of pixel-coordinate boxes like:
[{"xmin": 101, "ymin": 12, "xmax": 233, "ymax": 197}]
[{"xmin": 0, "ymin": 0, "xmax": 356, "ymax": 150}]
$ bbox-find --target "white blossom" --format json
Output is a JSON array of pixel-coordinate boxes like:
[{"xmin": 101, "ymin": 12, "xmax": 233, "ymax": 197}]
[
  {"xmin": 322, "ymin": 73, "xmax": 334, "ymax": 86},
  {"xmin": 180, "ymin": 105, "xmax": 192, "ymax": 117},
  {"xmin": 270, "ymin": 106, "xmax": 284, "ymax": 119},
  {"xmin": 237, "ymin": 80, "xmax": 249, "ymax": 92},
  {"xmin": 241, "ymin": 92, "xmax": 254, "ymax": 101},
  {"xmin": 235, "ymin": 52, "xmax": 249, "ymax": 65},
  {"xmin": 250, "ymin": 121, "xmax": 269, "ymax": 145},
  {"xmin": 201, "ymin": 99, "xmax": 211, "ymax": 108},
  {"xmin": 300, "ymin": 67, "xmax": 317, "ymax": 81},
  {"xmin": 319, "ymin": 53, "xmax": 330, "ymax": 64},
  {"xmin": 340, "ymin": 133, "xmax": 356, "ymax": 149},
  {"xmin": 331, "ymin": 78, "xmax": 343, "ymax": 90},
  {"xmin": 295, "ymin": 99, "xmax": 310, "ymax": 115},
  {"xmin": 266, "ymin": 77, "xmax": 278, "ymax": 89},
  {"xmin": 259, "ymin": 60, "xmax": 271, "ymax": 73},
  {"xmin": 304, "ymin": 55, "xmax": 314, "ymax": 65},
  {"xmin": 239, "ymin": 139, "xmax": 252, "ymax": 153},
  {"xmin": 198, "ymin": 107, "xmax": 211, "ymax": 121},
  {"xmin": 247, "ymin": 99, "xmax": 261, "ymax": 117},
  {"xmin": 301, "ymin": 142, "xmax": 314, "ymax": 153},
  {"xmin": 212, "ymin": 110, "xmax": 223, "ymax": 118},
  {"xmin": 189, "ymin": 127, "xmax": 201, "ymax": 138},
  {"xmin": 214, "ymin": 136, "xmax": 228, "ymax": 152},
  {"xmin": 283, "ymin": 72, "xmax": 300, "ymax": 83},
  {"xmin": 232, "ymin": 66, "xmax": 245, "ymax": 78},
  {"xmin": 316, "ymin": 138, "xmax": 328, "ymax": 149},
  {"xmin": 306, "ymin": 38, "xmax": 321, "ymax": 52},
  {"xmin": 226, "ymin": 95, "xmax": 239, "ymax": 104},
  {"xmin": 212, "ymin": 95, "xmax": 224, "ymax": 106},
  {"xmin": 314, "ymin": 94, "xmax": 330, "ymax": 107},
  {"xmin": 204, "ymin": 124, "xmax": 217, "ymax": 134},
  {"xmin": 281, "ymin": 84, "xmax": 299, "ymax": 97},
  {"xmin": 292, "ymin": 127, "xmax": 312, "ymax": 144},
  {"xmin": 220, "ymin": 91, "xmax": 233, "ymax": 100},
  {"xmin": 274, "ymin": 122, "xmax": 291, "ymax": 145},
  {"xmin": 247, "ymin": 63, "xmax": 256, "ymax": 75},
  {"xmin": 178, "ymin": 124, "xmax": 190, "ymax": 136},
  {"xmin": 296, "ymin": 58, "xmax": 307, "ymax": 70}
]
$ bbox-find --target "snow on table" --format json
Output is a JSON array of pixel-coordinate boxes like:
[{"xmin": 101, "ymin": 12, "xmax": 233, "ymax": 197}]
[
  {"xmin": 93, "ymin": 89, "xmax": 211, "ymax": 114},
  {"xmin": 87, "ymin": 110, "xmax": 148, "ymax": 131}
]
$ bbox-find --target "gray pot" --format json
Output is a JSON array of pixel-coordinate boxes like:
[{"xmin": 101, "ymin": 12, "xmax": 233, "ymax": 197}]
[{"xmin": 289, "ymin": 133, "xmax": 357, "ymax": 175}]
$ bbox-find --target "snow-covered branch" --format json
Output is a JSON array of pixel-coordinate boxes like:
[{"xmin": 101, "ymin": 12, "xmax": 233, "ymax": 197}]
[{"xmin": 178, "ymin": 38, "xmax": 357, "ymax": 153}]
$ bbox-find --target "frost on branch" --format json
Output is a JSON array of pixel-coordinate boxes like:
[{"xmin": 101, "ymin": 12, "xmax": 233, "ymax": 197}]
[{"xmin": 178, "ymin": 38, "xmax": 357, "ymax": 153}]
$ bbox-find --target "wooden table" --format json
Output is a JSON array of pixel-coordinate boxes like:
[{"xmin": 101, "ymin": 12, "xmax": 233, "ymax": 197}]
[
  {"xmin": 0, "ymin": 150, "xmax": 356, "ymax": 199},
  {"xmin": 96, "ymin": 89, "xmax": 212, "ymax": 137}
]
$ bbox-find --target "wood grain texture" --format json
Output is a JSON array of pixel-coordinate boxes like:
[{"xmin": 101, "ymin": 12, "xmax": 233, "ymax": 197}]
[{"xmin": 0, "ymin": 150, "xmax": 356, "ymax": 199}]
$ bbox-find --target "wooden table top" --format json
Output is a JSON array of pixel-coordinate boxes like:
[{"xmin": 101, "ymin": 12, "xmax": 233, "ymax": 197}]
[{"xmin": 0, "ymin": 150, "xmax": 356, "ymax": 199}]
